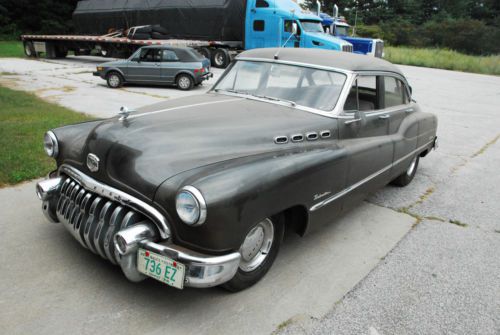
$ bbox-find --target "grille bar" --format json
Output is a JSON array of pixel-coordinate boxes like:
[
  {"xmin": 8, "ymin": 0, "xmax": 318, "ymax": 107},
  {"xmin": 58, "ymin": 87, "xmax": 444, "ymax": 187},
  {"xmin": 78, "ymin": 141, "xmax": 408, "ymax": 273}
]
[{"xmin": 56, "ymin": 175, "xmax": 144, "ymax": 264}]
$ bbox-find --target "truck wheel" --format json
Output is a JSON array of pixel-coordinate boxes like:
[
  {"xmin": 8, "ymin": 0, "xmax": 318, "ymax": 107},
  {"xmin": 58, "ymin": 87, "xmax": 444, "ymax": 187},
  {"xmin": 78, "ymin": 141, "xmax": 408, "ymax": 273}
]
[
  {"xmin": 55, "ymin": 48, "xmax": 68, "ymax": 58},
  {"xmin": 106, "ymin": 72, "xmax": 124, "ymax": 88},
  {"xmin": 211, "ymin": 48, "xmax": 230, "ymax": 68},
  {"xmin": 222, "ymin": 216, "xmax": 284, "ymax": 292},
  {"xmin": 391, "ymin": 155, "xmax": 419, "ymax": 187},
  {"xmin": 176, "ymin": 74, "xmax": 194, "ymax": 90},
  {"xmin": 24, "ymin": 42, "xmax": 36, "ymax": 57},
  {"xmin": 198, "ymin": 47, "xmax": 211, "ymax": 61}
]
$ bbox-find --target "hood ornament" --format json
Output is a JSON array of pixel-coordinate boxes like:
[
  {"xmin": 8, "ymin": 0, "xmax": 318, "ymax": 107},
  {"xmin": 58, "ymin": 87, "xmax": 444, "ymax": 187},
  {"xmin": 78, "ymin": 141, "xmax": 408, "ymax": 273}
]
[
  {"xmin": 87, "ymin": 153, "xmax": 100, "ymax": 172},
  {"xmin": 119, "ymin": 106, "xmax": 136, "ymax": 121}
]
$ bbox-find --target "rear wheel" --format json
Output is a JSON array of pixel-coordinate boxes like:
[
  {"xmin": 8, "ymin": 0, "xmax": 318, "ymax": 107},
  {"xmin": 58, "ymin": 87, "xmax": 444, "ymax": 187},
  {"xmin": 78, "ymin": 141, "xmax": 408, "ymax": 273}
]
[
  {"xmin": 222, "ymin": 216, "xmax": 284, "ymax": 292},
  {"xmin": 106, "ymin": 72, "xmax": 124, "ymax": 89},
  {"xmin": 176, "ymin": 74, "xmax": 194, "ymax": 91},
  {"xmin": 24, "ymin": 41, "xmax": 35, "ymax": 57},
  {"xmin": 391, "ymin": 155, "xmax": 420, "ymax": 187},
  {"xmin": 211, "ymin": 48, "xmax": 230, "ymax": 68}
]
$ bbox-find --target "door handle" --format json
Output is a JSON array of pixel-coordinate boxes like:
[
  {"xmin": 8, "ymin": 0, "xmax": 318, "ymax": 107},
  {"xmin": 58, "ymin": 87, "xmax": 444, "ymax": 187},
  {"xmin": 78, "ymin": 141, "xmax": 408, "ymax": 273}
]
[
  {"xmin": 378, "ymin": 114, "xmax": 390, "ymax": 120},
  {"xmin": 405, "ymin": 108, "xmax": 414, "ymax": 113},
  {"xmin": 345, "ymin": 118, "xmax": 362, "ymax": 125}
]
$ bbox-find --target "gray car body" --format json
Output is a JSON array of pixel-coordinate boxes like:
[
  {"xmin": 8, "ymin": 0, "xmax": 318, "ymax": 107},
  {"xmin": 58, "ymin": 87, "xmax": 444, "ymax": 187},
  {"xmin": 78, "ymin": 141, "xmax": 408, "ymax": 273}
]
[
  {"xmin": 46, "ymin": 48, "xmax": 437, "ymax": 255},
  {"xmin": 94, "ymin": 45, "xmax": 212, "ymax": 86}
]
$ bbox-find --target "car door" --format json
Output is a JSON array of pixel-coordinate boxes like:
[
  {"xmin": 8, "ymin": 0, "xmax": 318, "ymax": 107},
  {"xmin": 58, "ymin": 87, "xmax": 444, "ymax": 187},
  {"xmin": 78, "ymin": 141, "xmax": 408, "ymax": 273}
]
[
  {"xmin": 382, "ymin": 75, "xmax": 419, "ymax": 179},
  {"xmin": 127, "ymin": 48, "xmax": 162, "ymax": 83},
  {"xmin": 160, "ymin": 49, "xmax": 181, "ymax": 83},
  {"xmin": 338, "ymin": 74, "xmax": 393, "ymax": 207}
]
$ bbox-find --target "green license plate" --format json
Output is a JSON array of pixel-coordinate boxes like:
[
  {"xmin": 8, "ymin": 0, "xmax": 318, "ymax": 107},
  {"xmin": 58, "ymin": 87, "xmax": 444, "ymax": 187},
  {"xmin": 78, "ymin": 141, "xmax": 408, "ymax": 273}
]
[{"xmin": 137, "ymin": 249, "xmax": 186, "ymax": 289}]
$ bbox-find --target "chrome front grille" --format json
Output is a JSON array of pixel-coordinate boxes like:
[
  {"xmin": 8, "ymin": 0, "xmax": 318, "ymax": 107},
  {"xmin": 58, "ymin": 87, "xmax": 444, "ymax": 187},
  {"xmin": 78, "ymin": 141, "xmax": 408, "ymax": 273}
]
[
  {"xmin": 56, "ymin": 176, "xmax": 144, "ymax": 264},
  {"xmin": 342, "ymin": 44, "xmax": 353, "ymax": 53}
]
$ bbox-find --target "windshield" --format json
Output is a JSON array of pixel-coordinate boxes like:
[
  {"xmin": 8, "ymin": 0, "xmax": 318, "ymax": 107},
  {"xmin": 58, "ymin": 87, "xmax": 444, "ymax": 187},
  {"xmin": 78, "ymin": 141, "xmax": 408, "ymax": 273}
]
[
  {"xmin": 335, "ymin": 25, "xmax": 349, "ymax": 36},
  {"xmin": 300, "ymin": 20, "xmax": 325, "ymax": 33},
  {"xmin": 214, "ymin": 61, "xmax": 347, "ymax": 111}
]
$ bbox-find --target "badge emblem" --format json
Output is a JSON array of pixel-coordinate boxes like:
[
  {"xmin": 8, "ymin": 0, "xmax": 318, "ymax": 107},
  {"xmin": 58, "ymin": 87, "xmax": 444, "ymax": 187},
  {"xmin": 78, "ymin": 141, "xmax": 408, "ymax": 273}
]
[{"xmin": 87, "ymin": 153, "xmax": 100, "ymax": 172}]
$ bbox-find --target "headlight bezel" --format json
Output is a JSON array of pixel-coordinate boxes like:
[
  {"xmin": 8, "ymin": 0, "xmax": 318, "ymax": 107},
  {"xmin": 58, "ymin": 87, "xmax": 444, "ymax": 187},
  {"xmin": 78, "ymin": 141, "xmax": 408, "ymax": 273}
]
[
  {"xmin": 44, "ymin": 131, "xmax": 59, "ymax": 158},
  {"xmin": 175, "ymin": 186, "xmax": 207, "ymax": 226}
]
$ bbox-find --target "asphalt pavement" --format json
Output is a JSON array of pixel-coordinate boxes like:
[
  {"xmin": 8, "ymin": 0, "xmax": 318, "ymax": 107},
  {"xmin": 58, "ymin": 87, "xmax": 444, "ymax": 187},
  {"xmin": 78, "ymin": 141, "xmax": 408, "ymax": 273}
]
[
  {"xmin": 277, "ymin": 65, "xmax": 500, "ymax": 334},
  {"xmin": 0, "ymin": 56, "xmax": 499, "ymax": 335}
]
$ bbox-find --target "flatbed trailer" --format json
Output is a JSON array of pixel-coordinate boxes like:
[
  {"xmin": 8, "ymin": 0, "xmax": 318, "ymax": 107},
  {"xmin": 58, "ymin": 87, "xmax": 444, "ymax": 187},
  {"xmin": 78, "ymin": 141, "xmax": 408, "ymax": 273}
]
[{"xmin": 21, "ymin": 33, "xmax": 242, "ymax": 67}]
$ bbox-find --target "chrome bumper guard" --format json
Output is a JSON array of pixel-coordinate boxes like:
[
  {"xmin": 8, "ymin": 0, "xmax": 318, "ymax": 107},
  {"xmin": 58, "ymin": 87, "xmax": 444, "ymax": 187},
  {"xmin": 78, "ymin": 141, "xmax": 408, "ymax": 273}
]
[{"xmin": 36, "ymin": 172, "xmax": 241, "ymax": 288}]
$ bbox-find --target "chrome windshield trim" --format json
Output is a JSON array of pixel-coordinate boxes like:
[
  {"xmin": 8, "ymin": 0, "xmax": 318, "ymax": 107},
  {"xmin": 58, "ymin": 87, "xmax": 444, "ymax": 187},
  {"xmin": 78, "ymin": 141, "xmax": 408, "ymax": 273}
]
[
  {"xmin": 58, "ymin": 164, "xmax": 171, "ymax": 239},
  {"xmin": 310, "ymin": 140, "xmax": 434, "ymax": 212},
  {"xmin": 234, "ymin": 57, "xmax": 354, "ymax": 76}
]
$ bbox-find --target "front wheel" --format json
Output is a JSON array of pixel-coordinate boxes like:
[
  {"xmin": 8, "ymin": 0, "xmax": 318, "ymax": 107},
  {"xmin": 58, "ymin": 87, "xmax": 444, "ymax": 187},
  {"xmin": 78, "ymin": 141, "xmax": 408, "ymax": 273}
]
[
  {"xmin": 222, "ymin": 216, "xmax": 284, "ymax": 292},
  {"xmin": 391, "ymin": 155, "xmax": 420, "ymax": 187},
  {"xmin": 106, "ymin": 72, "xmax": 124, "ymax": 88}
]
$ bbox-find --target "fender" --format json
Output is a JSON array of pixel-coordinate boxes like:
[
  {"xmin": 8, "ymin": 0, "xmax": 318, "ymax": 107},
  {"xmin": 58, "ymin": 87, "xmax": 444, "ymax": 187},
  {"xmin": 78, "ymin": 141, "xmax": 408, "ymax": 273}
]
[{"xmin": 155, "ymin": 144, "xmax": 349, "ymax": 253}]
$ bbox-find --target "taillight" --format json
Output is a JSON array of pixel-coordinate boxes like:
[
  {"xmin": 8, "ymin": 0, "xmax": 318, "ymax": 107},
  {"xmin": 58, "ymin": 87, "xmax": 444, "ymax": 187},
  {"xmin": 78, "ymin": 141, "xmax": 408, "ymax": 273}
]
[{"xmin": 194, "ymin": 68, "xmax": 205, "ymax": 74}]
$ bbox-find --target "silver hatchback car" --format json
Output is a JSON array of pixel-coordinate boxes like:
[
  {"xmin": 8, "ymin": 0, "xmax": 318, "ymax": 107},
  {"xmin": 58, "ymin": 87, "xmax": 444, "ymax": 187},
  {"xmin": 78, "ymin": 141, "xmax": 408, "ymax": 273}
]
[{"xmin": 93, "ymin": 46, "xmax": 213, "ymax": 90}]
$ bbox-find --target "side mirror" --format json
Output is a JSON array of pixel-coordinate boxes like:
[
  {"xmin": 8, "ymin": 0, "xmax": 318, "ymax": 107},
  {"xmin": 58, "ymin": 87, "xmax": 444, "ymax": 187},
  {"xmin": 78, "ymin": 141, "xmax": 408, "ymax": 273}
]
[{"xmin": 292, "ymin": 22, "xmax": 298, "ymax": 35}]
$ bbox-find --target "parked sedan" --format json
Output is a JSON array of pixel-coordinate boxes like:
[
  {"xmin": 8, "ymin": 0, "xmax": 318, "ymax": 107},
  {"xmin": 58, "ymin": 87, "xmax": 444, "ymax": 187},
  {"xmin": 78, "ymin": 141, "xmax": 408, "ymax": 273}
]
[
  {"xmin": 37, "ymin": 48, "xmax": 437, "ymax": 292},
  {"xmin": 93, "ymin": 46, "xmax": 213, "ymax": 90}
]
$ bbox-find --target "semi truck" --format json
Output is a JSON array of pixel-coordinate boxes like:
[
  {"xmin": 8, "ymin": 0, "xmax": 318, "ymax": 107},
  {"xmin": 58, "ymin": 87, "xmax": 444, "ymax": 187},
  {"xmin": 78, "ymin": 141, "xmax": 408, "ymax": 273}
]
[
  {"xmin": 21, "ymin": 0, "xmax": 353, "ymax": 68},
  {"xmin": 319, "ymin": 5, "xmax": 384, "ymax": 58}
]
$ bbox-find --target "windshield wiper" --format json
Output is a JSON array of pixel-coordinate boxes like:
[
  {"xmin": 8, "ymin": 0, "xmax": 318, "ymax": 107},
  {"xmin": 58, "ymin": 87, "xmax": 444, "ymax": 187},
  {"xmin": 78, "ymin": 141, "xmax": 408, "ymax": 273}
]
[{"xmin": 251, "ymin": 94, "xmax": 297, "ymax": 107}]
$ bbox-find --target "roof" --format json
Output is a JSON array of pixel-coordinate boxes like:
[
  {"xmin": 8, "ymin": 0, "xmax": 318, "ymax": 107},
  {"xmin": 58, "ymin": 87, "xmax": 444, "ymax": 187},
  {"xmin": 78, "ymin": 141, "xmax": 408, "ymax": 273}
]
[{"xmin": 236, "ymin": 48, "xmax": 404, "ymax": 76}]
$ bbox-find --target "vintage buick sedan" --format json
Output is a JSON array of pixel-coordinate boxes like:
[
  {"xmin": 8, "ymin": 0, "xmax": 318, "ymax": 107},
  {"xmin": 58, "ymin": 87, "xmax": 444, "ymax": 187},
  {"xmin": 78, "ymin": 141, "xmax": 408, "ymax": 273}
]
[{"xmin": 36, "ymin": 48, "xmax": 437, "ymax": 291}]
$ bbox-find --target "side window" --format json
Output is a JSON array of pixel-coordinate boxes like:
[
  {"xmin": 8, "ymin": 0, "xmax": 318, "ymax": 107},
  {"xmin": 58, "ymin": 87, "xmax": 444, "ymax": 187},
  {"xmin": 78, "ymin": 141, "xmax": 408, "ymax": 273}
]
[
  {"xmin": 343, "ymin": 76, "xmax": 379, "ymax": 112},
  {"xmin": 256, "ymin": 0, "xmax": 269, "ymax": 7},
  {"xmin": 284, "ymin": 20, "xmax": 294, "ymax": 33},
  {"xmin": 253, "ymin": 20, "xmax": 265, "ymax": 32},
  {"xmin": 140, "ymin": 49, "xmax": 161, "ymax": 62},
  {"xmin": 162, "ymin": 50, "xmax": 179, "ymax": 62},
  {"xmin": 384, "ymin": 76, "xmax": 406, "ymax": 108},
  {"xmin": 356, "ymin": 76, "xmax": 378, "ymax": 111}
]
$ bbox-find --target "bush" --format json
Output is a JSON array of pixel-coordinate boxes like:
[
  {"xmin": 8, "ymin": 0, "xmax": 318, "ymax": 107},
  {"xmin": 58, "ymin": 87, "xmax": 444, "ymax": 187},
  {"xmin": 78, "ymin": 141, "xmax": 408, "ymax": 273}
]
[{"xmin": 368, "ymin": 18, "xmax": 500, "ymax": 55}]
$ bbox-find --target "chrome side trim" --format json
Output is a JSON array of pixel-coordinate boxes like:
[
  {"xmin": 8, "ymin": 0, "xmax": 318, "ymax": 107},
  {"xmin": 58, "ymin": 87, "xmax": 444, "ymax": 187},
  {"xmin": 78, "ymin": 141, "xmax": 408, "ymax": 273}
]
[
  {"xmin": 59, "ymin": 164, "xmax": 171, "ymax": 239},
  {"xmin": 310, "ymin": 141, "xmax": 434, "ymax": 212}
]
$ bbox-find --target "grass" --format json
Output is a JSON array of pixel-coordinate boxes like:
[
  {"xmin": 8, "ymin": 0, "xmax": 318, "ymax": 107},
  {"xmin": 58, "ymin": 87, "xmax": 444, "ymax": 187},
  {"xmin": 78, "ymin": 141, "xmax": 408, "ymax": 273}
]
[
  {"xmin": 0, "ymin": 86, "xmax": 93, "ymax": 187},
  {"xmin": 385, "ymin": 46, "xmax": 500, "ymax": 76},
  {"xmin": 0, "ymin": 41, "xmax": 24, "ymax": 58}
]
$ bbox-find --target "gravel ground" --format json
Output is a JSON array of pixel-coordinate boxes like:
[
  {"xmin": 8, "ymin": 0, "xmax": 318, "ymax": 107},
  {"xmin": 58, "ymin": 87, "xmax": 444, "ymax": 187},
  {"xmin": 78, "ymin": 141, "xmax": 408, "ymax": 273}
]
[{"xmin": 277, "ymin": 66, "xmax": 500, "ymax": 335}]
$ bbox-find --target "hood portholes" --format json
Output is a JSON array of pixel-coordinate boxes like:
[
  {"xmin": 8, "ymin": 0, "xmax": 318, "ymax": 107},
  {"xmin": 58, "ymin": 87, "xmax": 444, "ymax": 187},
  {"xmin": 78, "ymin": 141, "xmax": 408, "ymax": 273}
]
[
  {"xmin": 306, "ymin": 132, "xmax": 319, "ymax": 141},
  {"xmin": 291, "ymin": 134, "xmax": 304, "ymax": 143},
  {"xmin": 320, "ymin": 130, "xmax": 332, "ymax": 138},
  {"xmin": 274, "ymin": 136, "xmax": 289, "ymax": 144}
]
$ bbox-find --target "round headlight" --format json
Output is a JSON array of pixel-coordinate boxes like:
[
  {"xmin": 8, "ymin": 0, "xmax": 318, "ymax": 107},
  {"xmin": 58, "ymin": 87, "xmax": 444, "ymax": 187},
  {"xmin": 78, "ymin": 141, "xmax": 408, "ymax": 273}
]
[
  {"xmin": 43, "ymin": 131, "xmax": 59, "ymax": 158},
  {"xmin": 175, "ymin": 186, "xmax": 207, "ymax": 226}
]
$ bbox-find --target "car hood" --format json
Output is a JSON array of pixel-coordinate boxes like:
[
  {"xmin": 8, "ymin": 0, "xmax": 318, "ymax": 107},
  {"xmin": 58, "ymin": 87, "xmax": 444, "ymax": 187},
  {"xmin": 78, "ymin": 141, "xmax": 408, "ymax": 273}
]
[{"xmin": 79, "ymin": 94, "xmax": 331, "ymax": 200}]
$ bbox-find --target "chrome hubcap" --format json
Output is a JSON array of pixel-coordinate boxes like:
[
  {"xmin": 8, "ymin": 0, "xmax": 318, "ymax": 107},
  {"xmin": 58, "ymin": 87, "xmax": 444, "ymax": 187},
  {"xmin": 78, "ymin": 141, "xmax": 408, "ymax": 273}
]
[
  {"xmin": 109, "ymin": 75, "xmax": 120, "ymax": 87},
  {"xmin": 407, "ymin": 156, "xmax": 417, "ymax": 176},
  {"xmin": 178, "ymin": 77, "xmax": 191, "ymax": 89},
  {"xmin": 215, "ymin": 54, "xmax": 224, "ymax": 66},
  {"xmin": 239, "ymin": 218, "xmax": 274, "ymax": 272}
]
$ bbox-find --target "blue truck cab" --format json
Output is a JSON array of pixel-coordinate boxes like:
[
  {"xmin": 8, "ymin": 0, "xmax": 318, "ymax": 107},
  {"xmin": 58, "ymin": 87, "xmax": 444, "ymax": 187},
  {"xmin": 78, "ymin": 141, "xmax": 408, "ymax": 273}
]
[
  {"xmin": 319, "ymin": 12, "xmax": 384, "ymax": 58},
  {"xmin": 244, "ymin": 0, "xmax": 353, "ymax": 52}
]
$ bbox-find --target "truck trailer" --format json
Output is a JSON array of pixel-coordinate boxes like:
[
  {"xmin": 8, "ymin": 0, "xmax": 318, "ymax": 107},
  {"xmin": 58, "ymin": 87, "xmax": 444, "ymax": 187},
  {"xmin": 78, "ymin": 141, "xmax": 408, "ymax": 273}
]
[{"xmin": 22, "ymin": 0, "xmax": 353, "ymax": 68}]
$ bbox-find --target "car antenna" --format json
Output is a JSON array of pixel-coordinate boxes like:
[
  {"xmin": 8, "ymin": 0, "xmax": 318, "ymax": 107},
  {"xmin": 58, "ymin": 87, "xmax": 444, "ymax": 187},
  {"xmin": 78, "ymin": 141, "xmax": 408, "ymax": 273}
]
[{"xmin": 274, "ymin": 9, "xmax": 296, "ymax": 60}]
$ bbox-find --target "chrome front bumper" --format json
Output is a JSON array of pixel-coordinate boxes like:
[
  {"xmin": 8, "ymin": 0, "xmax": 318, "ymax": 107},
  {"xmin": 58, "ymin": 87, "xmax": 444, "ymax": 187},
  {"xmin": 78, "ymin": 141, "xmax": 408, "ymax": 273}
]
[{"xmin": 36, "ymin": 171, "xmax": 240, "ymax": 289}]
